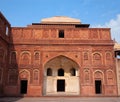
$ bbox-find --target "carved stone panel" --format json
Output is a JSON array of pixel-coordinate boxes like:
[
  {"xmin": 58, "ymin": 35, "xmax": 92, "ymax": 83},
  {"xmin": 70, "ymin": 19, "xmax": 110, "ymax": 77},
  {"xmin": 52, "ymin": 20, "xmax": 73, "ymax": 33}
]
[
  {"xmin": 34, "ymin": 51, "xmax": 40, "ymax": 65},
  {"xmin": 107, "ymin": 70, "xmax": 115, "ymax": 85},
  {"xmin": 20, "ymin": 52, "xmax": 31, "ymax": 65},
  {"xmin": 94, "ymin": 71, "xmax": 103, "ymax": 79},
  {"xmin": 105, "ymin": 52, "xmax": 112, "ymax": 65},
  {"xmin": 83, "ymin": 69, "xmax": 90, "ymax": 84},
  {"xmin": 10, "ymin": 51, "xmax": 17, "ymax": 64},
  {"xmin": 33, "ymin": 29, "xmax": 42, "ymax": 40},
  {"xmin": 33, "ymin": 69, "xmax": 39, "ymax": 85},
  {"xmin": 19, "ymin": 70, "xmax": 30, "ymax": 79},
  {"xmin": 93, "ymin": 53, "xmax": 102, "ymax": 65}
]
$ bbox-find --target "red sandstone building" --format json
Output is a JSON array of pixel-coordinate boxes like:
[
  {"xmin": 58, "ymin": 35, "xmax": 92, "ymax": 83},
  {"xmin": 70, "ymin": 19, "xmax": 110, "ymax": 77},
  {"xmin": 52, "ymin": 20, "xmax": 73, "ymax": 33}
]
[{"xmin": 0, "ymin": 12, "xmax": 119, "ymax": 96}]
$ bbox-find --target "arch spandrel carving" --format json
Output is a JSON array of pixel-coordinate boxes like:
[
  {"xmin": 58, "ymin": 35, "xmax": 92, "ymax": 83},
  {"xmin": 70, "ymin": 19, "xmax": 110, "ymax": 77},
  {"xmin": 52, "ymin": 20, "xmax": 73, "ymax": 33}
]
[
  {"xmin": 43, "ymin": 54, "xmax": 81, "ymax": 67},
  {"xmin": 19, "ymin": 70, "xmax": 30, "ymax": 79},
  {"xmin": 94, "ymin": 71, "xmax": 104, "ymax": 79}
]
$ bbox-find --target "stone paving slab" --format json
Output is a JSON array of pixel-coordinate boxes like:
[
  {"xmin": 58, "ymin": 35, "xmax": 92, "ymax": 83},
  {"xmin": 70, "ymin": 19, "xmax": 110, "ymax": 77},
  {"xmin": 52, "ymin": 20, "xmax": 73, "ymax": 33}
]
[{"xmin": 0, "ymin": 97, "xmax": 120, "ymax": 102}]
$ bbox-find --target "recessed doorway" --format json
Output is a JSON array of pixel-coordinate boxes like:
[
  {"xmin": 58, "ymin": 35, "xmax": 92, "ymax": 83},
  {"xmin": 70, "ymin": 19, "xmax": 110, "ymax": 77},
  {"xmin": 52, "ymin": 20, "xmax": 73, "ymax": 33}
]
[
  {"xmin": 20, "ymin": 80, "xmax": 28, "ymax": 94},
  {"xmin": 57, "ymin": 80, "xmax": 65, "ymax": 92},
  {"xmin": 95, "ymin": 80, "xmax": 102, "ymax": 94}
]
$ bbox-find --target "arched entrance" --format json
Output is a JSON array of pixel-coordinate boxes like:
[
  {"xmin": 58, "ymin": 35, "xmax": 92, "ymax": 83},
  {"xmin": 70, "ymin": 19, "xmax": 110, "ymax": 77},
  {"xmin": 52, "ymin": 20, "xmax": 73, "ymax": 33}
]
[{"xmin": 43, "ymin": 55, "xmax": 80, "ymax": 96}]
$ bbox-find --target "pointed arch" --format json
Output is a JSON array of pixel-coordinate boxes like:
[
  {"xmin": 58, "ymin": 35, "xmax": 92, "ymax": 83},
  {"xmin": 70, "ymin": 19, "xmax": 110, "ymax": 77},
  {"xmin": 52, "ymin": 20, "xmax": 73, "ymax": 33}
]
[
  {"xmin": 47, "ymin": 68, "xmax": 52, "ymax": 76},
  {"xmin": 20, "ymin": 51, "xmax": 31, "ymax": 65},
  {"xmin": 33, "ymin": 69, "xmax": 39, "ymax": 84},
  {"xmin": 106, "ymin": 69, "xmax": 115, "ymax": 85},
  {"xmin": 34, "ymin": 51, "xmax": 40, "ymax": 60},
  {"xmin": 10, "ymin": 51, "xmax": 17, "ymax": 64},
  {"xmin": 19, "ymin": 69, "xmax": 30, "ymax": 83},
  {"xmin": 94, "ymin": 70, "xmax": 104, "ymax": 80},
  {"xmin": 92, "ymin": 52, "xmax": 102, "ymax": 65},
  {"xmin": 58, "ymin": 68, "xmax": 64, "ymax": 76},
  {"xmin": 105, "ymin": 52, "xmax": 112, "ymax": 65},
  {"xmin": 44, "ymin": 55, "xmax": 80, "ymax": 69},
  {"xmin": 83, "ymin": 68, "xmax": 90, "ymax": 84},
  {"xmin": 94, "ymin": 70, "xmax": 104, "ymax": 94}
]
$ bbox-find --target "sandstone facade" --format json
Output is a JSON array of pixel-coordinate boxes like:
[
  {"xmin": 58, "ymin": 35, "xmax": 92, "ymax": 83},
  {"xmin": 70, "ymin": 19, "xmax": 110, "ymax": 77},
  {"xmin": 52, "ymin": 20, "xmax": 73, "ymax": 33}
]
[{"xmin": 0, "ymin": 12, "xmax": 119, "ymax": 96}]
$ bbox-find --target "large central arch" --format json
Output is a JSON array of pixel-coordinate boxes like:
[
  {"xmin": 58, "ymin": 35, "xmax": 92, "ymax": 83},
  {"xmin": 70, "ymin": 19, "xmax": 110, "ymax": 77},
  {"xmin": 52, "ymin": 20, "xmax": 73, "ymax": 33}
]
[{"xmin": 43, "ymin": 55, "xmax": 80, "ymax": 96}]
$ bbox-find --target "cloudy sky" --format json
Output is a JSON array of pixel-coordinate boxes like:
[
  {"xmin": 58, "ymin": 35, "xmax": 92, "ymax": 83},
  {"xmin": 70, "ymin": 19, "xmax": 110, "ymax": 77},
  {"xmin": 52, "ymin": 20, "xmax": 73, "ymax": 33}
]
[{"xmin": 0, "ymin": 0, "xmax": 120, "ymax": 43}]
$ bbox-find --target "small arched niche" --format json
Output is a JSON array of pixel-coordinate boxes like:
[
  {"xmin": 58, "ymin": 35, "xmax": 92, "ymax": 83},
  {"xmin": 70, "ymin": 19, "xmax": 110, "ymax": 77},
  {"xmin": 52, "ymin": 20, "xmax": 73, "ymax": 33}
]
[
  {"xmin": 58, "ymin": 68, "xmax": 64, "ymax": 76},
  {"xmin": 47, "ymin": 68, "xmax": 52, "ymax": 76}
]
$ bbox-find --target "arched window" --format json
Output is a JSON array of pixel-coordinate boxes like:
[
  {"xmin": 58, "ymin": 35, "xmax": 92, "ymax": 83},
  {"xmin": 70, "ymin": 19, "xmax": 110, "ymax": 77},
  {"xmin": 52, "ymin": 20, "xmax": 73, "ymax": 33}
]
[
  {"xmin": 84, "ymin": 52, "xmax": 88, "ymax": 60},
  {"xmin": 21, "ymin": 52, "xmax": 30, "ymax": 65},
  {"xmin": 107, "ymin": 70, "xmax": 114, "ymax": 85},
  {"xmin": 11, "ymin": 52, "xmax": 16, "ymax": 64},
  {"xmin": 70, "ymin": 68, "xmax": 76, "ymax": 76},
  {"xmin": 47, "ymin": 68, "xmax": 52, "ymax": 76},
  {"xmin": 93, "ymin": 53, "xmax": 101, "ymax": 60},
  {"xmin": 58, "ymin": 68, "xmax": 64, "ymax": 76},
  {"xmin": 34, "ymin": 52, "xmax": 39, "ymax": 60},
  {"xmin": 33, "ymin": 70, "xmax": 39, "ymax": 80},
  {"xmin": 93, "ymin": 53, "xmax": 102, "ymax": 65}
]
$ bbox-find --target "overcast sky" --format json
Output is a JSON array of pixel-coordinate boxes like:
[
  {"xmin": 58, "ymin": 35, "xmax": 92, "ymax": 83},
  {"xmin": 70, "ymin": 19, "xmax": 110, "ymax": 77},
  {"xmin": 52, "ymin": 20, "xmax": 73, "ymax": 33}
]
[{"xmin": 0, "ymin": 0, "xmax": 120, "ymax": 43}]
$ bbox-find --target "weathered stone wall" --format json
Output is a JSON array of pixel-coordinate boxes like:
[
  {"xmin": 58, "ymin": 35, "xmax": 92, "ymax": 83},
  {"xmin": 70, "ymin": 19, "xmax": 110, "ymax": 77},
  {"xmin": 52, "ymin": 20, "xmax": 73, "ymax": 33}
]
[
  {"xmin": 5, "ymin": 43, "xmax": 117, "ymax": 96},
  {"xmin": 0, "ymin": 12, "xmax": 10, "ymax": 96},
  {"xmin": 0, "ymin": 12, "xmax": 118, "ymax": 96}
]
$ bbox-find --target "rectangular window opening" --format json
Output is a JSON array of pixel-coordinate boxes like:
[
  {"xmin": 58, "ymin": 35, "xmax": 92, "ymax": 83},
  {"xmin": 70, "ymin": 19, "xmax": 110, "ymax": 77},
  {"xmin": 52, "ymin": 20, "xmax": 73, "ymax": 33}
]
[{"xmin": 59, "ymin": 30, "xmax": 64, "ymax": 38}]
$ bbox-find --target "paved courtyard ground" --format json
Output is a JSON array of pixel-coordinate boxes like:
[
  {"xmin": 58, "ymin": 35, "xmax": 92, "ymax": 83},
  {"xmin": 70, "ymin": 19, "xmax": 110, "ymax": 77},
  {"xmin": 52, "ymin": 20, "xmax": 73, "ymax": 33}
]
[{"xmin": 0, "ymin": 97, "xmax": 120, "ymax": 102}]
